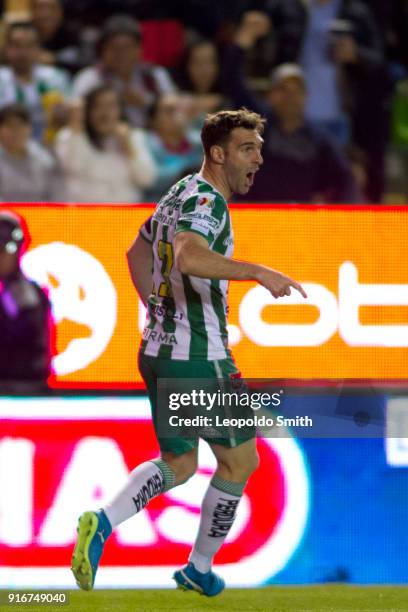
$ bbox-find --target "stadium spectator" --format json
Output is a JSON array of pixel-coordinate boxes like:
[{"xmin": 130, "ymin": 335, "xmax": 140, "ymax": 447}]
[
  {"xmin": 178, "ymin": 0, "xmax": 252, "ymax": 40},
  {"xmin": 72, "ymin": 14, "xmax": 176, "ymax": 128},
  {"xmin": 361, "ymin": 0, "xmax": 408, "ymax": 78},
  {"xmin": 0, "ymin": 210, "xmax": 51, "ymax": 391},
  {"xmin": 144, "ymin": 92, "xmax": 202, "ymax": 202},
  {"xmin": 299, "ymin": 7, "xmax": 354, "ymax": 148},
  {"xmin": 54, "ymin": 85, "xmax": 156, "ymax": 203},
  {"xmin": 59, "ymin": 0, "xmax": 250, "ymax": 41},
  {"xmin": 242, "ymin": 4, "xmax": 388, "ymax": 201},
  {"xmin": 30, "ymin": 0, "xmax": 84, "ymax": 74},
  {"xmin": 0, "ymin": 103, "xmax": 62, "ymax": 202},
  {"xmin": 388, "ymin": 78, "xmax": 408, "ymax": 202},
  {"xmin": 250, "ymin": 1, "xmax": 382, "ymax": 147},
  {"xmin": 0, "ymin": 21, "xmax": 70, "ymax": 143},
  {"xmin": 223, "ymin": 19, "xmax": 358, "ymax": 203},
  {"xmin": 173, "ymin": 38, "xmax": 228, "ymax": 127}
]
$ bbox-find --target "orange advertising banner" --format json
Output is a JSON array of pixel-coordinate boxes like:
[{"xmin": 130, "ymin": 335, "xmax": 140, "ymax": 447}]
[{"xmin": 4, "ymin": 204, "xmax": 408, "ymax": 386}]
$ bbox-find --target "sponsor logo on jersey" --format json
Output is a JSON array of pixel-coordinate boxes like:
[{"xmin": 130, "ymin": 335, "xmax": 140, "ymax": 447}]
[
  {"xmin": 153, "ymin": 211, "xmax": 177, "ymax": 227},
  {"xmin": 197, "ymin": 194, "xmax": 215, "ymax": 209},
  {"xmin": 143, "ymin": 328, "xmax": 178, "ymax": 345},
  {"xmin": 157, "ymin": 184, "xmax": 183, "ymax": 210},
  {"xmin": 148, "ymin": 303, "xmax": 184, "ymax": 321},
  {"xmin": 180, "ymin": 212, "xmax": 221, "ymax": 232}
]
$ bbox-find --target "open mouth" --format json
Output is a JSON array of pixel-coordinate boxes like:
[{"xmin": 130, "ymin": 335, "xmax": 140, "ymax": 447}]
[{"xmin": 246, "ymin": 171, "xmax": 255, "ymax": 186}]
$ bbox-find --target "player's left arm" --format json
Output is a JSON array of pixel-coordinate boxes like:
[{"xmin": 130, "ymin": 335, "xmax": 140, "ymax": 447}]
[{"xmin": 126, "ymin": 224, "xmax": 153, "ymax": 306}]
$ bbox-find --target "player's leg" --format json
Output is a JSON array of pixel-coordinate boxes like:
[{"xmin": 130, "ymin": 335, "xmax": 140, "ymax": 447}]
[
  {"xmin": 71, "ymin": 447, "xmax": 197, "ymax": 591},
  {"xmin": 190, "ymin": 437, "xmax": 258, "ymax": 568},
  {"xmin": 103, "ymin": 447, "xmax": 197, "ymax": 527},
  {"xmin": 174, "ymin": 438, "xmax": 258, "ymax": 596},
  {"xmin": 71, "ymin": 353, "xmax": 198, "ymax": 591}
]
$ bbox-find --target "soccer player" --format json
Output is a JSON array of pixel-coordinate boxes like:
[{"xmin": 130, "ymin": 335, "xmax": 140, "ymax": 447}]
[{"xmin": 71, "ymin": 108, "xmax": 307, "ymax": 596}]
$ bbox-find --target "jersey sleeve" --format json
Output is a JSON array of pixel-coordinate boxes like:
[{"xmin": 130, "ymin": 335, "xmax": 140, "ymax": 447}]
[
  {"xmin": 139, "ymin": 215, "xmax": 153, "ymax": 243},
  {"xmin": 175, "ymin": 193, "xmax": 225, "ymax": 246}
]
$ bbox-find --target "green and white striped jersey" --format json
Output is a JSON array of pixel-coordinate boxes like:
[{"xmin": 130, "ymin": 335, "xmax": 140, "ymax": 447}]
[{"xmin": 139, "ymin": 173, "xmax": 234, "ymax": 361}]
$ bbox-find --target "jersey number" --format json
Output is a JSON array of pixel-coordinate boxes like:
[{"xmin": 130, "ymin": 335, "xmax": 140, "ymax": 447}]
[{"xmin": 157, "ymin": 239, "xmax": 174, "ymax": 298}]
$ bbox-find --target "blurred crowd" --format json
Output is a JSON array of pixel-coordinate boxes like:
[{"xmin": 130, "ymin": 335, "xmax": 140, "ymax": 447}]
[{"xmin": 0, "ymin": 0, "xmax": 406, "ymax": 204}]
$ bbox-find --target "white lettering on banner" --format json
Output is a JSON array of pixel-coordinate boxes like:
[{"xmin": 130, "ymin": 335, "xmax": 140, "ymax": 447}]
[
  {"xmin": 239, "ymin": 283, "xmax": 337, "ymax": 347},
  {"xmin": 0, "ymin": 396, "xmax": 310, "ymax": 588},
  {"xmin": 0, "ymin": 435, "xmax": 247, "ymax": 548},
  {"xmin": 38, "ymin": 437, "xmax": 156, "ymax": 546},
  {"xmin": 21, "ymin": 243, "xmax": 117, "ymax": 375},
  {"xmin": 238, "ymin": 262, "xmax": 408, "ymax": 347},
  {"xmin": 0, "ymin": 434, "xmax": 248, "ymax": 549},
  {"xmin": 0, "ymin": 438, "xmax": 34, "ymax": 546},
  {"xmin": 20, "ymin": 241, "xmax": 407, "ymax": 374},
  {"xmin": 338, "ymin": 262, "xmax": 408, "ymax": 347},
  {"xmin": 227, "ymin": 323, "xmax": 243, "ymax": 346}
]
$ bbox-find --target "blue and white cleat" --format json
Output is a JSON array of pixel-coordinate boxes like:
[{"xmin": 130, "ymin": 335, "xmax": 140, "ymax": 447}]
[
  {"xmin": 71, "ymin": 510, "xmax": 112, "ymax": 591},
  {"xmin": 173, "ymin": 562, "xmax": 225, "ymax": 597}
]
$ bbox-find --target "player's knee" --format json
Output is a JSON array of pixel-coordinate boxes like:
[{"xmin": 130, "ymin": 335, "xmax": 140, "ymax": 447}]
[
  {"xmin": 218, "ymin": 450, "xmax": 259, "ymax": 482},
  {"xmin": 176, "ymin": 458, "xmax": 197, "ymax": 484}
]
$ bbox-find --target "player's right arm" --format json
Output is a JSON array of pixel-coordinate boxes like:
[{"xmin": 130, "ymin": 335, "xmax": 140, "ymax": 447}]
[
  {"xmin": 126, "ymin": 218, "xmax": 153, "ymax": 306},
  {"xmin": 174, "ymin": 231, "xmax": 307, "ymax": 300}
]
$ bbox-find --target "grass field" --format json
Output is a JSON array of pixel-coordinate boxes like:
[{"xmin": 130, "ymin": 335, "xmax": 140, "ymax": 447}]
[{"xmin": 1, "ymin": 586, "xmax": 407, "ymax": 612}]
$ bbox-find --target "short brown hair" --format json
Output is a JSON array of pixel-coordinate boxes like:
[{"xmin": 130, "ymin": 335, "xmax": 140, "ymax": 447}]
[
  {"xmin": 0, "ymin": 103, "xmax": 30, "ymax": 126},
  {"xmin": 5, "ymin": 21, "xmax": 39, "ymax": 44},
  {"xmin": 201, "ymin": 108, "xmax": 265, "ymax": 157}
]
